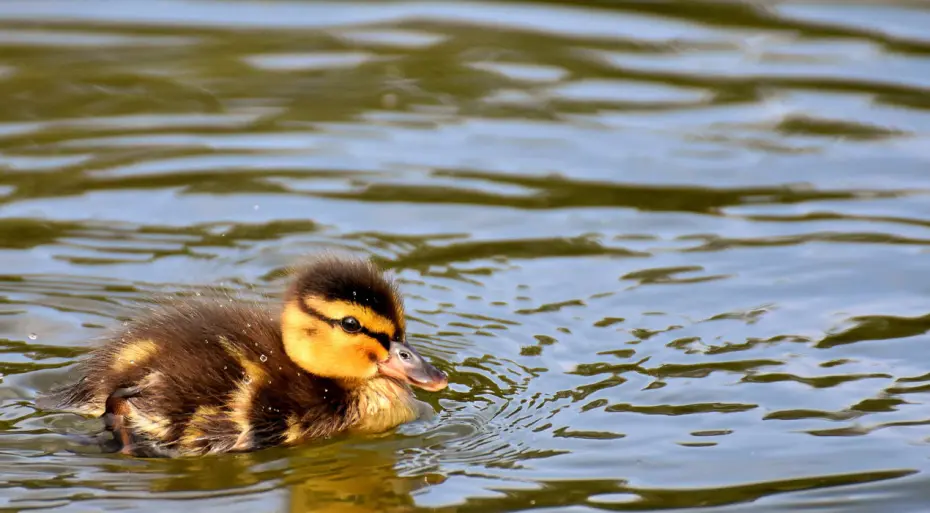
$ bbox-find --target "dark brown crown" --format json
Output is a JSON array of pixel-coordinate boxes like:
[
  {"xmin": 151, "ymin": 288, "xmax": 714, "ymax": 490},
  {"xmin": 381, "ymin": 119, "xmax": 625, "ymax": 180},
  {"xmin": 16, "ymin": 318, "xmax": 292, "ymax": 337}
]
[{"xmin": 286, "ymin": 254, "xmax": 401, "ymax": 324}]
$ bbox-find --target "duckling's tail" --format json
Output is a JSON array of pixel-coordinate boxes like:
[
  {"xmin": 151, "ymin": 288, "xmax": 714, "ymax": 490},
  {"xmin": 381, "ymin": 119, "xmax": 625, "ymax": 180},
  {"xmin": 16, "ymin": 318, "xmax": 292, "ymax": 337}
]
[{"xmin": 36, "ymin": 376, "xmax": 105, "ymax": 416}]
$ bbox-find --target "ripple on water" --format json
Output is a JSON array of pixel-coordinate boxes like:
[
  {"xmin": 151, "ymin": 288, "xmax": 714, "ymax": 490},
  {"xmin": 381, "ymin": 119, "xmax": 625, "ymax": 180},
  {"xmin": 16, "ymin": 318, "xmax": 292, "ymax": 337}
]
[{"xmin": 0, "ymin": 0, "xmax": 929, "ymax": 511}]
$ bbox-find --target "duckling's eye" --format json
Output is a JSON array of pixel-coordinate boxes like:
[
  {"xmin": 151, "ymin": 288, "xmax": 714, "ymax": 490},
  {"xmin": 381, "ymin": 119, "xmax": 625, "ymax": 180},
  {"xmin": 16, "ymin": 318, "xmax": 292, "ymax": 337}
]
[{"xmin": 340, "ymin": 316, "xmax": 361, "ymax": 333}]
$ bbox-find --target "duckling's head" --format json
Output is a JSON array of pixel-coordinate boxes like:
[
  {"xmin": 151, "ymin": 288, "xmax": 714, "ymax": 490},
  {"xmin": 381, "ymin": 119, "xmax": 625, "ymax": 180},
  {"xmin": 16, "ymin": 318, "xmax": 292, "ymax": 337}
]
[{"xmin": 281, "ymin": 255, "xmax": 448, "ymax": 392}]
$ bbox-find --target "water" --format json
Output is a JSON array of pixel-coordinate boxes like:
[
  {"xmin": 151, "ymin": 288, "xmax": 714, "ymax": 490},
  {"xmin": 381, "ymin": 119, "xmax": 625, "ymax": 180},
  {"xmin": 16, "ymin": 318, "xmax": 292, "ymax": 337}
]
[{"xmin": 1, "ymin": 0, "xmax": 930, "ymax": 511}]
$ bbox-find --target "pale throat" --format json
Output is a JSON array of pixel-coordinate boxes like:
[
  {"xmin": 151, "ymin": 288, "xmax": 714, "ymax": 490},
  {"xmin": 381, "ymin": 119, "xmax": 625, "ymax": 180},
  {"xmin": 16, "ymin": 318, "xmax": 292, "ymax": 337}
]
[{"xmin": 349, "ymin": 376, "xmax": 427, "ymax": 433}]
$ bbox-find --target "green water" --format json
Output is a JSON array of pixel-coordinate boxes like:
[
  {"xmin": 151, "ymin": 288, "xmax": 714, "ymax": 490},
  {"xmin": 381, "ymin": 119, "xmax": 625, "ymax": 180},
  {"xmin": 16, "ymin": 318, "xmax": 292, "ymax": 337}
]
[{"xmin": 3, "ymin": 0, "xmax": 930, "ymax": 511}]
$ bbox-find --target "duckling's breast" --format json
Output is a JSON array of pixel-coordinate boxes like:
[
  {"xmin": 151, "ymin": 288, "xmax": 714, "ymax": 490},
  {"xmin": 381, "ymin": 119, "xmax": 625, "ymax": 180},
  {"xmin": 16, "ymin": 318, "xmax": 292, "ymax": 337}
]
[{"xmin": 349, "ymin": 378, "xmax": 432, "ymax": 434}]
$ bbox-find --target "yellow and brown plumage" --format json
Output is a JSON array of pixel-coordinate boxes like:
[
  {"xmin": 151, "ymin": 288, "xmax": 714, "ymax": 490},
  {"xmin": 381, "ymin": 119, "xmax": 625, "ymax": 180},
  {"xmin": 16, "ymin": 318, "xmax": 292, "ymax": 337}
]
[{"xmin": 38, "ymin": 255, "xmax": 448, "ymax": 457}]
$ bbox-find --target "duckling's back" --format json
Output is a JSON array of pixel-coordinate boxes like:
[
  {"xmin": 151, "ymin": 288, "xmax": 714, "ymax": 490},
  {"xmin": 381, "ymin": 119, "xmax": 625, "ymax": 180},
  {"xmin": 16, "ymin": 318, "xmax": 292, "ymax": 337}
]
[{"xmin": 40, "ymin": 297, "xmax": 340, "ymax": 456}]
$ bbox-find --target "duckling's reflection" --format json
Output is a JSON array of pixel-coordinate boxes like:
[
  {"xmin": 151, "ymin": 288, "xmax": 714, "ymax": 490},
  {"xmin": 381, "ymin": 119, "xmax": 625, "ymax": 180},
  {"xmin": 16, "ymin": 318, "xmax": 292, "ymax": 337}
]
[
  {"xmin": 285, "ymin": 440, "xmax": 442, "ymax": 513},
  {"xmin": 130, "ymin": 436, "xmax": 441, "ymax": 513}
]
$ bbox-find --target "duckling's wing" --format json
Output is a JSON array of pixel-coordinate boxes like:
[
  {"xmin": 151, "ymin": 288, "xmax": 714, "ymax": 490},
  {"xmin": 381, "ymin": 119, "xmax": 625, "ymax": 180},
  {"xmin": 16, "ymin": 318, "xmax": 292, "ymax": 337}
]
[{"xmin": 100, "ymin": 373, "xmax": 249, "ymax": 457}]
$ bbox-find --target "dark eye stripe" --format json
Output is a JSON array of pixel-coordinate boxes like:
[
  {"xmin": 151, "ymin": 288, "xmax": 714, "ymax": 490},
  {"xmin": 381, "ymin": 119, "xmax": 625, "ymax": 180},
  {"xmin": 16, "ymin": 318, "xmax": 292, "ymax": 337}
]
[
  {"xmin": 359, "ymin": 327, "xmax": 392, "ymax": 351},
  {"xmin": 300, "ymin": 303, "xmax": 393, "ymax": 351}
]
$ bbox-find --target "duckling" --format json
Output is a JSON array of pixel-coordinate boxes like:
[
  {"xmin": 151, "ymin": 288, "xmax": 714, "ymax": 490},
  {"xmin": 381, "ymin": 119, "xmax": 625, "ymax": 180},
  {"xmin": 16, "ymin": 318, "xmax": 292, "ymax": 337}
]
[{"xmin": 38, "ymin": 255, "xmax": 448, "ymax": 457}]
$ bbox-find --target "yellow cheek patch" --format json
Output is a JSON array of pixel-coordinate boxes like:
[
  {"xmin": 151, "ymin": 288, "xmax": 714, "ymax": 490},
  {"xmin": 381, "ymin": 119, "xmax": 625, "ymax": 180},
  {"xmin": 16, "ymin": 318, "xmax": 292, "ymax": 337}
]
[
  {"xmin": 303, "ymin": 297, "xmax": 398, "ymax": 340},
  {"xmin": 111, "ymin": 339, "xmax": 158, "ymax": 373},
  {"xmin": 282, "ymin": 303, "xmax": 327, "ymax": 373},
  {"xmin": 281, "ymin": 302, "xmax": 380, "ymax": 380},
  {"xmin": 356, "ymin": 337, "xmax": 389, "ymax": 363}
]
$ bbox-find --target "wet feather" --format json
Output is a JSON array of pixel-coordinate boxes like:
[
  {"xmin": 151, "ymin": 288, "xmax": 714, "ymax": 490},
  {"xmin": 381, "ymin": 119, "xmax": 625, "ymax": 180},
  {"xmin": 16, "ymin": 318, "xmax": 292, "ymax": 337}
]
[{"xmin": 39, "ymin": 254, "xmax": 446, "ymax": 457}]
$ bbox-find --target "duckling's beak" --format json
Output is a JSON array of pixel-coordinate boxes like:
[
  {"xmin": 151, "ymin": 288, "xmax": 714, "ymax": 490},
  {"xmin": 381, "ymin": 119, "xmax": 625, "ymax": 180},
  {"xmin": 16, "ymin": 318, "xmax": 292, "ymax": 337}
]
[{"xmin": 378, "ymin": 341, "xmax": 448, "ymax": 392}]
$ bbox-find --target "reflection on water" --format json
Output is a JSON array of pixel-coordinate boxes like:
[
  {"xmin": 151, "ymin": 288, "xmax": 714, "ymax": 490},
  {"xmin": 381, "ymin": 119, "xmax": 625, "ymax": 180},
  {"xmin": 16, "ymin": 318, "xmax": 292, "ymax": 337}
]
[{"xmin": 2, "ymin": 0, "xmax": 930, "ymax": 511}]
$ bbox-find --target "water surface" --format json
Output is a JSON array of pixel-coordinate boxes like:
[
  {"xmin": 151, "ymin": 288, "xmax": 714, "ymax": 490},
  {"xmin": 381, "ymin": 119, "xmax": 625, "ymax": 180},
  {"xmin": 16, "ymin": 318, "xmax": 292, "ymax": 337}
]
[{"xmin": 2, "ymin": 0, "xmax": 930, "ymax": 511}]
